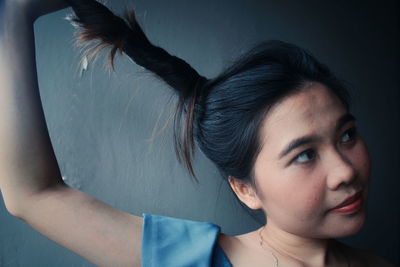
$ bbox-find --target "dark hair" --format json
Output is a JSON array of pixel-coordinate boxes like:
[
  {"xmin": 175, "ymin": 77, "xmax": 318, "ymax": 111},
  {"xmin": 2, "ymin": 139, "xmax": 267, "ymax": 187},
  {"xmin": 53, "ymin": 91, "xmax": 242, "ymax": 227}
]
[{"xmin": 67, "ymin": 0, "xmax": 350, "ymax": 185}]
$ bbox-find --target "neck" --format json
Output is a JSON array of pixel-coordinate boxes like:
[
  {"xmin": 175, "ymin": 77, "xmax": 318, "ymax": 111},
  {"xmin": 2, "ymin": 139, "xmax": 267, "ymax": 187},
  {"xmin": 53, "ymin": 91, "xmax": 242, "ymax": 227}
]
[{"xmin": 262, "ymin": 221, "xmax": 341, "ymax": 266}]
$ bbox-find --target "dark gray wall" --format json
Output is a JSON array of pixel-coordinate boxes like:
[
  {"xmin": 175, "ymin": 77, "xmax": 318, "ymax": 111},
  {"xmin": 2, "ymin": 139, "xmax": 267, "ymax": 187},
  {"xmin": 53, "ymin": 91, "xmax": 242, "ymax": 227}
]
[{"xmin": 1, "ymin": 0, "xmax": 398, "ymax": 266}]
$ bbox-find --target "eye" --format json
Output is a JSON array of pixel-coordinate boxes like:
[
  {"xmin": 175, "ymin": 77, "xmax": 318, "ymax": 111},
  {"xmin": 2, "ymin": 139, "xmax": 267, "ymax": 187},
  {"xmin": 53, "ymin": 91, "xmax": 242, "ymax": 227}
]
[
  {"xmin": 340, "ymin": 127, "xmax": 357, "ymax": 144},
  {"xmin": 293, "ymin": 149, "xmax": 316, "ymax": 164}
]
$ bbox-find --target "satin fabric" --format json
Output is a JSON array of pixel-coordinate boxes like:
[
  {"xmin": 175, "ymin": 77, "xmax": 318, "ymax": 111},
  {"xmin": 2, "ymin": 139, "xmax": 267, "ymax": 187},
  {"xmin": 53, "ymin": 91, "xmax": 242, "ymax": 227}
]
[{"xmin": 142, "ymin": 214, "xmax": 232, "ymax": 267}]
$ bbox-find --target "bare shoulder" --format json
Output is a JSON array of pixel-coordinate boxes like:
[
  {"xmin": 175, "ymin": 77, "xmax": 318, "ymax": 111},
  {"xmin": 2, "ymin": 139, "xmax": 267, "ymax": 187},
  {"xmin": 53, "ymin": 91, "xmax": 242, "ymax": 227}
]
[{"xmin": 338, "ymin": 242, "xmax": 398, "ymax": 267}]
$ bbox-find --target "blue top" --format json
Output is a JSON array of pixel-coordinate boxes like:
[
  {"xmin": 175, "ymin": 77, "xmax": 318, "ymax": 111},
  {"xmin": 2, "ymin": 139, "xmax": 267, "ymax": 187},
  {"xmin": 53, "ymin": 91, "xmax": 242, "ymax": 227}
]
[{"xmin": 142, "ymin": 214, "xmax": 232, "ymax": 267}]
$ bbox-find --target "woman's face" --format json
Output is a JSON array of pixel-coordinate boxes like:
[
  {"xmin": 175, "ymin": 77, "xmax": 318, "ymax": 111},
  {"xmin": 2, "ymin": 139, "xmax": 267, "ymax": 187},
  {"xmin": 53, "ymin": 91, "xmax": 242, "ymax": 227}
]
[{"xmin": 252, "ymin": 82, "xmax": 371, "ymax": 239}]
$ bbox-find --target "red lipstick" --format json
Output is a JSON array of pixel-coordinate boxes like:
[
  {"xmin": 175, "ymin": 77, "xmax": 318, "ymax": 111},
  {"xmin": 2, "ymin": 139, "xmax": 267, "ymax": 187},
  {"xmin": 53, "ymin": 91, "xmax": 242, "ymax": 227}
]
[{"xmin": 330, "ymin": 191, "xmax": 363, "ymax": 214}]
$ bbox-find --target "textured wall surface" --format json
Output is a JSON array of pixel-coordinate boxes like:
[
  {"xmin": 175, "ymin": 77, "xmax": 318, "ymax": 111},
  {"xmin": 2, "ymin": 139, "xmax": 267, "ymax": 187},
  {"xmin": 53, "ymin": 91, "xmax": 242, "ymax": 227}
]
[{"xmin": 0, "ymin": 0, "xmax": 398, "ymax": 266}]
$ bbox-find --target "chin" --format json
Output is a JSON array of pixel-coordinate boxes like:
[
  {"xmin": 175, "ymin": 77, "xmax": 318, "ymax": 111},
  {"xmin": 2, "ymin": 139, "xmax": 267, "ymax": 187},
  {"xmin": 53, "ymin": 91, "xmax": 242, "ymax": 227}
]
[{"xmin": 330, "ymin": 207, "xmax": 368, "ymax": 238}]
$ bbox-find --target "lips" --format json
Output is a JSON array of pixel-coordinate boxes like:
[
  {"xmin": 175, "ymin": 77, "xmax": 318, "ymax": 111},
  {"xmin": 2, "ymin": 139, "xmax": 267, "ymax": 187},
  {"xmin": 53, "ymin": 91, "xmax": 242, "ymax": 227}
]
[{"xmin": 330, "ymin": 191, "xmax": 363, "ymax": 213}]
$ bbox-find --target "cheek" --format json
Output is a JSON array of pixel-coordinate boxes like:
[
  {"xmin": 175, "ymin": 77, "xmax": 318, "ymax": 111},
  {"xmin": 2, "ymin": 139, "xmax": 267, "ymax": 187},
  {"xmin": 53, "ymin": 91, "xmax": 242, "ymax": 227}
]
[
  {"xmin": 303, "ymin": 183, "xmax": 326, "ymax": 209},
  {"xmin": 260, "ymin": 174, "xmax": 328, "ymax": 235},
  {"xmin": 293, "ymin": 179, "xmax": 327, "ymax": 221},
  {"xmin": 261, "ymin": 169, "xmax": 327, "ymax": 218},
  {"xmin": 352, "ymin": 139, "xmax": 371, "ymax": 181}
]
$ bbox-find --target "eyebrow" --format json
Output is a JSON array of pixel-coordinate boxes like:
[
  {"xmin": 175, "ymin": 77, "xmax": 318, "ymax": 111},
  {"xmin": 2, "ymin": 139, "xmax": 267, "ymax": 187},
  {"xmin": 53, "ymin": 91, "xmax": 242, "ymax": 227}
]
[
  {"xmin": 335, "ymin": 113, "xmax": 356, "ymax": 132},
  {"xmin": 278, "ymin": 113, "xmax": 356, "ymax": 159}
]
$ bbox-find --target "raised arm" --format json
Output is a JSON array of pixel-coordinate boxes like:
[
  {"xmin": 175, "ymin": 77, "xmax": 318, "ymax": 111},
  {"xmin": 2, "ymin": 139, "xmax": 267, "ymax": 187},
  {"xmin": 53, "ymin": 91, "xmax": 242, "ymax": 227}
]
[{"xmin": 0, "ymin": 2, "xmax": 142, "ymax": 266}]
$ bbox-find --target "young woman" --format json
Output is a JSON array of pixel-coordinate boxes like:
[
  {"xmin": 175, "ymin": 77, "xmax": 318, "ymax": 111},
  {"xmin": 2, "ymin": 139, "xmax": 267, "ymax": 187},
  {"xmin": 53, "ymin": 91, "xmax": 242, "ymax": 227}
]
[{"xmin": 0, "ymin": 0, "xmax": 397, "ymax": 266}]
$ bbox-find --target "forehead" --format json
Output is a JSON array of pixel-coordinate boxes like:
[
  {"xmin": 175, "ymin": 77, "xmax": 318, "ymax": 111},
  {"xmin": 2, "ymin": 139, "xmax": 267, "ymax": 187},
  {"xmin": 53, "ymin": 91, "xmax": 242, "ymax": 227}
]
[{"xmin": 259, "ymin": 83, "xmax": 347, "ymax": 150}]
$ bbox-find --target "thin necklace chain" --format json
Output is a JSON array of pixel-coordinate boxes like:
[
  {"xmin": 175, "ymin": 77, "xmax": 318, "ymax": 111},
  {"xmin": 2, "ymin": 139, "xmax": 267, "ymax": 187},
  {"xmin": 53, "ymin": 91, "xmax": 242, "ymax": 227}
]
[
  {"xmin": 258, "ymin": 226, "xmax": 351, "ymax": 267},
  {"xmin": 258, "ymin": 226, "xmax": 279, "ymax": 266}
]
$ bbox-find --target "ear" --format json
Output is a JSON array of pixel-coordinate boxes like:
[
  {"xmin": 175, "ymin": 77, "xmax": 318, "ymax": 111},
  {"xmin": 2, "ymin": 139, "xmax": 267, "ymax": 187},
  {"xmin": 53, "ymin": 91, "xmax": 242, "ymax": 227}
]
[{"xmin": 228, "ymin": 176, "xmax": 262, "ymax": 210}]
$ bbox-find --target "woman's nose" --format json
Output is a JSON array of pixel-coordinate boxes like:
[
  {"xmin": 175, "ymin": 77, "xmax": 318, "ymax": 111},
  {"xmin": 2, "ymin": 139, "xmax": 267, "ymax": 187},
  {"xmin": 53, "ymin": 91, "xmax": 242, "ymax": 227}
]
[{"xmin": 326, "ymin": 150, "xmax": 358, "ymax": 190}]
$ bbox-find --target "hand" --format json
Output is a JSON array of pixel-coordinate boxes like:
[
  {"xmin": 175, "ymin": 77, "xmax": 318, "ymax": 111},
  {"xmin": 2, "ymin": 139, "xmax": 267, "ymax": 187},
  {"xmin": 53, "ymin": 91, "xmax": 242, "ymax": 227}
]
[{"xmin": 5, "ymin": 0, "xmax": 70, "ymax": 21}]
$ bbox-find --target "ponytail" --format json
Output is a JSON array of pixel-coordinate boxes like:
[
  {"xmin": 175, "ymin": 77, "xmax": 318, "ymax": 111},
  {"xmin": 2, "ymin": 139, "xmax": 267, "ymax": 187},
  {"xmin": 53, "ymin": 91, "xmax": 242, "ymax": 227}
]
[
  {"xmin": 66, "ymin": 1, "xmax": 352, "ymax": 187},
  {"xmin": 66, "ymin": 0, "xmax": 206, "ymax": 179}
]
